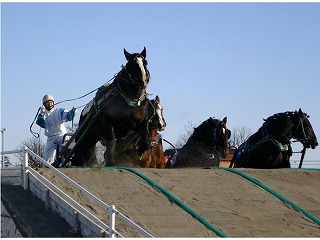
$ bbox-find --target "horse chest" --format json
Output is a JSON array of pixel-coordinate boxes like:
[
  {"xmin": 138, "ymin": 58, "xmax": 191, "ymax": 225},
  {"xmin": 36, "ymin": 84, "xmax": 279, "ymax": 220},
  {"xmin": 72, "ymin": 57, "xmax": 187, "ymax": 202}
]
[{"xmin": 102, "ymin": 103, "xmax": 146, "ymax": 135}]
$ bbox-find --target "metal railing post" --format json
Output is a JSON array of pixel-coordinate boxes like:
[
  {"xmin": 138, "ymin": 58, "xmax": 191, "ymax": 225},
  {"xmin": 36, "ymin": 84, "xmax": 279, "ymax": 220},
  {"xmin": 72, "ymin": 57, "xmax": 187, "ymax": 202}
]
[
  {"xmin": 1, "ymin": 128, "xmax": 6, "ymax": 168},
  {"xmin": 23, "ymin": 146, "xmax": 29, "ymax": 190},
  {"xmin": 1, "ymin": 147, "xmax": 153, "ymax": 237},
  {"xmin": 109, "ymin": 205, "xmax": 116, "ymax": 238}
]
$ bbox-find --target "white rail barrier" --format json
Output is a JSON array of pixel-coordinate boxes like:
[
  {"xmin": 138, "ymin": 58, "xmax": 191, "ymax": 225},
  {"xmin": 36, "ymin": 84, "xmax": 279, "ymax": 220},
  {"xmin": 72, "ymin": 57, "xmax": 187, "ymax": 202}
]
[{"xmin": 1, "ymin": 147, "xmax": 154, "ymax": 238}]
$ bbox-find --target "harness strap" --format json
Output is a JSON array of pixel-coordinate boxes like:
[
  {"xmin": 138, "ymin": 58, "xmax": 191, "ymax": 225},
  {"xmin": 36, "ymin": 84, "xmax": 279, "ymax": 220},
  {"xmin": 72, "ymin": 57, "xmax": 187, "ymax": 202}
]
[
  {"xmin": 150, "ymin": 134, "xmax": 161, "ymax": 147},
  {"xmin": 117, "ymin": 86, "xmax": 147, "ymax": 107},
  {"xmin": 262, "ymin": 122, "xmax": 290, "ymax": 152},
  {"xmin": 95, "ymin": 87, "xmax": 117, "ymax": 107}
]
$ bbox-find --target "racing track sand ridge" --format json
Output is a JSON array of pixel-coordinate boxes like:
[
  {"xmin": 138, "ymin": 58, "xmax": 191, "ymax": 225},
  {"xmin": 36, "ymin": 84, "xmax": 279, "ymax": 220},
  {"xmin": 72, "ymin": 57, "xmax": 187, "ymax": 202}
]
[{"xmin": 39, "ymin": 167, "xmax": 320, "ymax": 237}]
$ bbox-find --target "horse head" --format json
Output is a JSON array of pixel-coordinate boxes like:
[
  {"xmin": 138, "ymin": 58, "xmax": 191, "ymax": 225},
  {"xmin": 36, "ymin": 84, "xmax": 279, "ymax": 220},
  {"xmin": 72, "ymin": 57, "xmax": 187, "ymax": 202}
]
[
  {"xmin": 213, "ymin": 117, "xmax": 231, "ymax": 158},
  {"xmin": 192, "ymin": 117, "xmax": 231, "ymax": 158},
  {"xmin": 123, "ymin": 47, "xmax": 150, "ymax": 89},
  {"xmin": 292, "ymin": 108, "xmax": 318, "ymax": 149},
  {"xmin": 149, "ymin": 95, "xmax": 166, "ymax": 132}
]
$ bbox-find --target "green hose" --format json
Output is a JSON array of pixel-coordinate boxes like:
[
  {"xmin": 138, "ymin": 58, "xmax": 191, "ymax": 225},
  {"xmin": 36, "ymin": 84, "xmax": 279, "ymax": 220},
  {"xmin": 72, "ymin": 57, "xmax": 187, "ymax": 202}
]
[
  {"xmin": 101, "ymin": 166, "xmax": 228, "ymax": 237},
  {"xmin": 216, "ymin": 167, "xmax": 320, "ymax": 225}
]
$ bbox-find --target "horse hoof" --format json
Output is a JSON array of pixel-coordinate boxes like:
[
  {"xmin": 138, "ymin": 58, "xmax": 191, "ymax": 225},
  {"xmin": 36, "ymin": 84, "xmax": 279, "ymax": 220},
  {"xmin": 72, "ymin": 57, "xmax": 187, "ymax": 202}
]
[{"xmin": 51, "ymin": 162, "xmax": 60, "ymax": 168}]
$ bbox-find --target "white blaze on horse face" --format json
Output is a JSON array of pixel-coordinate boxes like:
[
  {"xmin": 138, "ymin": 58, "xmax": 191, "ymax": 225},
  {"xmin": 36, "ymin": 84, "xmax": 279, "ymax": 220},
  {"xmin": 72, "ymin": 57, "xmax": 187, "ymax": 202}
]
[
  {"xmin": 156, "ymin": 103, "xmax": 166, "ymax": 131},
  {"xmin": 136, "ymin": 56, "xmax": 147, "ymax": 87}
]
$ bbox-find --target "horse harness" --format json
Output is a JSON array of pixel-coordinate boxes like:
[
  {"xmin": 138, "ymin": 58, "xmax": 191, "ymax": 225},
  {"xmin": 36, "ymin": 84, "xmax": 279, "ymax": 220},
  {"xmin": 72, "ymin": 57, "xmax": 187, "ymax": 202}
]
[
  {"xmin": 139, "ymin": 134, "xmax": 162, "ymax": 161},
  {"xmin": 95, "ymin": 70, "xmax": 148, "ymax": 110},
  {"xmin": 60, "ymin": 67, "xmax": 149, "ymax": 165},
  {"xmin": 236, "ymin": 112, "xmax": 309, "ymax": 164},
  {"xmin": 261, "ymin": 121, "xmax": 291, "ymax": 152},
  {"xmin": 150, "ymin": 134, "xmax": 162, "ymax": 147}
]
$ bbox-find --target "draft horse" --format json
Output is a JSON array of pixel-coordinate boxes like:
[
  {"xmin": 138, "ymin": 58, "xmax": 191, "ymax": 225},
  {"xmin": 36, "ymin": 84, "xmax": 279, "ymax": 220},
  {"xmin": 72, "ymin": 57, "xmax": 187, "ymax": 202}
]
[
  {"xmin": 230, "ymin": 109, "xmax": 318, "ymax": 169},
  {"xmin": 113, "ymin": 95, "xmax": 167, "ymax": 168},
  {"xmin": 169, "ymin": 117, "xmax": 231, "ymax": 168},
  {"xmin": 70, "ymin": 47, "xmax": 151, "ymax": 166}
]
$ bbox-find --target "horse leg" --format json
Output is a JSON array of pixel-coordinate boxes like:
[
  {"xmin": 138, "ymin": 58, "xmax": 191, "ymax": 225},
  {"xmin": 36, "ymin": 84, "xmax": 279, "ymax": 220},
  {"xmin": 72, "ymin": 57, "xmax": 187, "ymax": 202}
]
[
  {"xmin": 273, "ymin": 152, "xmax": 291, "ymax": 168},
  {"xmin": 212, "ymin": 152, "xmax": 221, "ymax": 167},
  {"xmin": 72, "ymin": 132, "xmax": 98, "ymax": 166},
  {"xmin": 102, "ymin": 126, "xmax": 116, "ymax": 166},
  {"xmin": 85, "ymin": 145, "xmax": 98, "ymax": 166},
  {"xmin": 135, "ymin": 121, "xmax": 151, "ymax": 156}
]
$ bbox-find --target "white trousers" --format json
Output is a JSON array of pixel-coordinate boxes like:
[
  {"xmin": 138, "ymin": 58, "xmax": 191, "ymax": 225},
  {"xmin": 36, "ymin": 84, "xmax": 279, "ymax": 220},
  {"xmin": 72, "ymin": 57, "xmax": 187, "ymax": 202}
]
[{"xmin": 43, "ymin": 135, "xmax": 70, "ymax": 166}]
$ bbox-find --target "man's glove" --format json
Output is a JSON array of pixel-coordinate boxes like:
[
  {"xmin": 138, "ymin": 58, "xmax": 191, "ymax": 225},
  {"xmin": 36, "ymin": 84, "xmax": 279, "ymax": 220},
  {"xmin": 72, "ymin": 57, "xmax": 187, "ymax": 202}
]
[{"xmin": 41, "ymin": 106, "xmax": 46, "ymax": 115}]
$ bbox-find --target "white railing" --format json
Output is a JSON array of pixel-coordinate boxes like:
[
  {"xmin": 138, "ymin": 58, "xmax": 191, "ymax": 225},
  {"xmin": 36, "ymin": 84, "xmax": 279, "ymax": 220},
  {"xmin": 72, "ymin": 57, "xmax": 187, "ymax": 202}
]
[{"xmin": 1, "ymin": 146, "xmax": 154, "ymax": 238}]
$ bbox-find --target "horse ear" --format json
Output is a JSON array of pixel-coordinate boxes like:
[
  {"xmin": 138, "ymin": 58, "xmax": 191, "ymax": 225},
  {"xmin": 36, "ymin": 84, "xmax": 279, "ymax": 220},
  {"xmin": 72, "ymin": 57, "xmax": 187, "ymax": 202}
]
[
  {"xmin": 124, "ymin": 48, "xmax": 131, "ymax": 61},
  {"xmin": 223, "ymin": 117, "xmax": 227, "ymax": 124},
  {"xmin": 155, "ymin": 95, "xmax": 160, "ymax": 103},
  {"xmin": 141, "ymin": 47, "xmax": 146, "ymax": 59},
  {"xmin": 298, "ymin": 108, "xmax": 303, "ymax": 116}
]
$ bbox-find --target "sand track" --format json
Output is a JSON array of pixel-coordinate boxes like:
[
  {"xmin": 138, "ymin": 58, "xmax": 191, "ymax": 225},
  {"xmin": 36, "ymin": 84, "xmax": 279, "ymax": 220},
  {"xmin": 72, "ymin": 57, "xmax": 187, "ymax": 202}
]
[{"xmin": 39, "ymin": 168, "xmax": 320, "ymax": 237}]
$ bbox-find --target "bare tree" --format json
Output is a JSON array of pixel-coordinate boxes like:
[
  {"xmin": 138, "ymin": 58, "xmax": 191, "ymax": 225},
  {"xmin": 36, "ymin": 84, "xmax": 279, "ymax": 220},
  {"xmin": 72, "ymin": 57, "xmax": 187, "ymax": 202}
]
[
  {"xmin": 17, "ymin": 137, "xmax": 45, "ymax": 168},
  {"xmin": 175, "ymin": 120, "xmax": 197, "ymax": 148},
  {"xmin": 229, "ymin": 126, "xmax": 252, "ymax": 148},
  {"xmin": 1, "ymin": 155, "xmax": 11, "ymax": 167}
]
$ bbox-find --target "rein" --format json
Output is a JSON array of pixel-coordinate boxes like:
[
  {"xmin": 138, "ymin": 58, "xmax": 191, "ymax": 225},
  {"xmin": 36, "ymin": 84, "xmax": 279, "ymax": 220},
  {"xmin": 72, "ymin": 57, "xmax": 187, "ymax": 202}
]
[
  {"xmin": 29, "ymin": 75, "xmax": 116, "ymax": 138},
  {"xmin": 292, "ymin": 116, "xmax": 308, "ymax": 144},
  {"xmin": 248, "ymin": 112, "xmax": 308, "ymax": 154}
]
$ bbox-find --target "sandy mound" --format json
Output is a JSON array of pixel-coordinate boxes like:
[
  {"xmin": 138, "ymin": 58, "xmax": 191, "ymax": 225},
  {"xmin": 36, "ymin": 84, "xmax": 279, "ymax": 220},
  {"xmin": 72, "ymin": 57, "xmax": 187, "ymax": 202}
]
[{"xmin": 38, "ymin": 167, "xmax": 320, "ymax": 237}]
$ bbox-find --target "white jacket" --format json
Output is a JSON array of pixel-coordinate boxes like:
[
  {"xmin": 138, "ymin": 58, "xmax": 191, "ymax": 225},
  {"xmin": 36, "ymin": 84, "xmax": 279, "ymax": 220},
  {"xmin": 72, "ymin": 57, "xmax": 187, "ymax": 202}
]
[{"xmin": 36, "ymin": 107, "xmax": 75, "ymax": 140}]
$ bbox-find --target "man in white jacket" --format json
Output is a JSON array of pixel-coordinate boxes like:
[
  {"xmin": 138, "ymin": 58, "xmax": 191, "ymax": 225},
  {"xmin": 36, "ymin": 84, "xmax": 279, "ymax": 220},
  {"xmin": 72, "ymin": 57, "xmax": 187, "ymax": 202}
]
[{"xmin": 36, "ymin": 95, "xmax": 76, "ymax": 166}]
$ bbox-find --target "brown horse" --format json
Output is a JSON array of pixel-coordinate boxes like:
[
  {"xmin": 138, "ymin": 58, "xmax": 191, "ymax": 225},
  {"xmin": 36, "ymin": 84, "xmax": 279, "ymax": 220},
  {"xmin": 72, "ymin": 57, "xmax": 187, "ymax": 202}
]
[
  {"xmin": 112, "ymin": 95, "xmax": 167, "ymax": 168},
  {"xmin": 138, "ymin": 96, "xmax": 166, "ymax": 168}
]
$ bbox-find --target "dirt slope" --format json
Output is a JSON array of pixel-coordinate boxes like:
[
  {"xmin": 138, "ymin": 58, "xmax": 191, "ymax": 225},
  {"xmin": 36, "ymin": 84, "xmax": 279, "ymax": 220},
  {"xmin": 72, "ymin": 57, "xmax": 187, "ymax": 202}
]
[{"xmin": 39, "ymin": 168, "xmax": 320, "ymax": 238}]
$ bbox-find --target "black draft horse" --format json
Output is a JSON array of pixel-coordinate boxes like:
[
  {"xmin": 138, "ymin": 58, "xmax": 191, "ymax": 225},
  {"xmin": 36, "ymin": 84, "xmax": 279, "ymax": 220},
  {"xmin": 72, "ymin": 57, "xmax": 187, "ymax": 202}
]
[
  {"xmin": 71, "ymin": 47, "xmax": 151, "ymax": 166},
  {"xmin": 230, "ymin": 109, "xmax": 318, "ymax": 169},
  {"xmin": 113, "ymin": 95, "xmax": 167, "ymax": 168},
  {"xmin": 169, "ymin": 117, "xmax": 231, "ymax": 168}
]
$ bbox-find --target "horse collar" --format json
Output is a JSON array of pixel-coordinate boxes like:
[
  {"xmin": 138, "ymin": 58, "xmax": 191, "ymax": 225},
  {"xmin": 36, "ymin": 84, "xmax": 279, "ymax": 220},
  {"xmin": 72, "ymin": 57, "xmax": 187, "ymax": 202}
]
[
  {"xmin": 262, "ymin": 122, "xmax": 289, "ymax": 152},
  {"xmin": 126, "ymin": 95, "xmax": 145, "ymax": 107},
  {"xmin": 118, "ymin": 85, "xmax": 147, "ymax": 107},
  {"xmin": 150, "ymin": 135, "xmax": 161, "ymax": 147},
  {"xmin": 114, "ymin": 69, "xmax": 147, "ymax": 107}
]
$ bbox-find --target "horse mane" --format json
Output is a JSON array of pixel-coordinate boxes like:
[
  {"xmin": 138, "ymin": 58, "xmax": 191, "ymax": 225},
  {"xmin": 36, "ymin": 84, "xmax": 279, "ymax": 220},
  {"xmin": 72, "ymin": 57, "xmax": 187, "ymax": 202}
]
[
  {"xmin": 264, "ymin": 111, "xmax": 306, "ymax": 129},
  {"xmin": 262, "ymin": 110, "xmax": 308, "ymax": 142},
  {"xmin": 189, "ymin": 117, "xmax": 220, "ymax": 143}
]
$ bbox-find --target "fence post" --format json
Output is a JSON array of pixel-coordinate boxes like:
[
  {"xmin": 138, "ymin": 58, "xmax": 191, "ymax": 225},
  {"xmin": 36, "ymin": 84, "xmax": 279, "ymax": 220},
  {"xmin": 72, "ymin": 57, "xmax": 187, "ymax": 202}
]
[
  {"xmin": 108, "ymin": 205, "xmax": 116, "ymax": 238},
  {"xmin": 23, "ymin": 146, "xmax": 29, "ymax": 190}
]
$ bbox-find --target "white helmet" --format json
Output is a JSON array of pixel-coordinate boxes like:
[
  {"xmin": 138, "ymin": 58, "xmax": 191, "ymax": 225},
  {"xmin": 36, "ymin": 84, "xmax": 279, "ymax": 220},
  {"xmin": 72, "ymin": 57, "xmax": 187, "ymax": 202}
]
[{"xmin": 42, "ymin": 95, "xmax": 54, "ymax": 104}]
